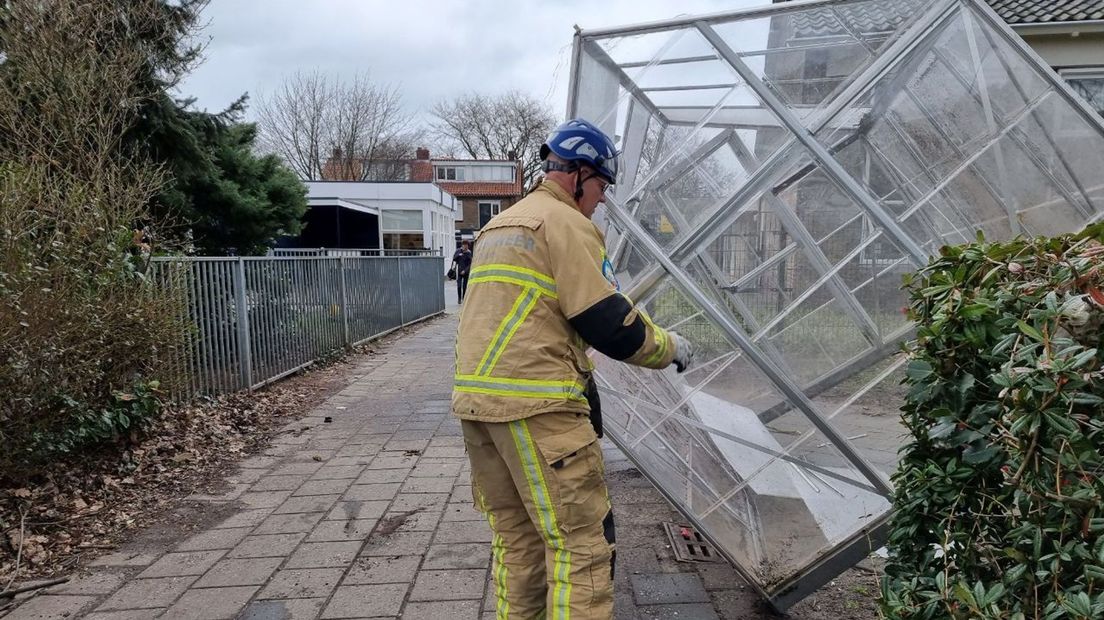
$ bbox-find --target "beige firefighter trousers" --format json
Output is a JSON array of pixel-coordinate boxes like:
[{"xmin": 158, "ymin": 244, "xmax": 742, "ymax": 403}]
[{"xmin": 462, "ymin": 412, "xmax": 616, "ymax": 620}]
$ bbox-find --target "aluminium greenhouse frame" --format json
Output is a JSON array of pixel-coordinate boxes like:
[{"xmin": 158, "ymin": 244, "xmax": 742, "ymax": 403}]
[{"xmin": 567, "ymin": 0, "xmax": 1104, "ymax": 610}]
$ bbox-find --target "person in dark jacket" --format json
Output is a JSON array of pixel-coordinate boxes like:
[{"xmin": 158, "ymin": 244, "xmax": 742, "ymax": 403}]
[{"xmin": 451, "ymin": 240, "xmax": 473, "ymax": 303}]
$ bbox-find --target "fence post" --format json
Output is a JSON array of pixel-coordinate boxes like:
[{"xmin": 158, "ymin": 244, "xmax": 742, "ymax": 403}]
[
  {"xmin": 397, "ymin": 255, "xmax": 405, "ymax": 325},
  {"xmin": 339, "ymin": 256, "xmax": 350, "ymax": 347},
  {"xmin": 233, "ymin": 257, "xmax": 254, "ymax": 390}
]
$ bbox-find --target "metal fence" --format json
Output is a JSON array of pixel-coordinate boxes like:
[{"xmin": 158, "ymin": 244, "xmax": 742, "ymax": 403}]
[
  {"xmin": 269, "ymin": 248, "xmax": 439, "ymax": 257},
  {"xmin": 149, "ymin": 255, "xmax": 445, "ymax": 399}
]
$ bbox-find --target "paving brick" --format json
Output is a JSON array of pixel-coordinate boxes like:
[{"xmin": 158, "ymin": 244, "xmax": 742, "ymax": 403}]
[
  {"xmin": 637, "ymin": 603, "xmax": 720, "ymax": 619},
  {"xmin": 238, "ymin": 490, "xmax": 295, "ymax": 509},
  {"xmin": 251, "ymin": 474, "xmax": 311, "ymax": 492},
  {"xmin": 342, "ymin": 482, "xmax": 401, "ymax": 501},
  {"xmin": 433, "ymin": 520, "xmax": 492, "ymax": 544},
  {"xmin": 3, "ymin": 595, "xmax": 95, "ymax": 619},
  {"xmin": 334, "ymin": 443, "xmax": 387, "ymax": 457},
  {"xmin": 422, "ymin": 445, "xmax": 467, "ymax": 458},
  {"xmin": 409, "ymin": 569, "xmax": 486, "ymax": 601},
  {"xmin": 230, "ymin": 532, "xmax": 306, "ymax": 558},
  {"xmin": 239, "ymin": 598, "xmax": 327, "ymax": 620},
  {"xmin": 390, "ymin": 492, "xmax": 448, "ymax": 513},
  {"xmin": 631, "ymin": 573, "xmax": 711, "ymax": 605},
  {"xmin": 423, "ymin": 543, "xmax": 490, "ymax": 570},
  {"xmin": 310, "ymin": 465, "xmax": 366, "ymax": 480},
  {"xmin": 292, "ymin": 478, "xmax": 355, "ymax": 496},
  {"xmin": 175, "ymin": 526, "xmax": 253, "ymax": 551},
  {"xmin": 98, "ymin": 576, "xmax": 197, "ymax": 609},
  {"xmin": 214, "ymin": 508, "xmax": 274, "ymax": 529},
  {"xmin": 410, "ymin": 461, "xmax": 463, "ymax": 478},
  {"xmin": 326, "ymin": 456, "xmax": 373, "ymax": 468},
  {"xmin": 274, "ymin": 493, "xmax": 341, "ymax": 514},
  {"xmin": 428, "ymin": 436, "xmax": 465, "ymax": 447},
  {"xmin": 258, "ymin": 568, "xmax": 345, "ymax": 599},
  {"xmin": 137, "ymin": 550, "xmax": 226, "ymax": 578},
  {"xmin": 270, "ymin": 462, "xmax": 324, "ymax": 476},
  {"xmin": 239, "ymin": 456, "xmax": 280, "ymax": 469},
  {"xmin": 46, "ymin": 570, "xmax": 127, "ymax": 595},
  {"xmin": 401, "ymin": 476, "xmax": 455, "ymax": 493},
  {"xmin": 322, "ymin": 583, "xmax": 408, "ymax": 618},
  {"xmin": 89, "ymin": 550, "xmax": 159, "ymax": 567},
  {"xmin": 193, "ymin": 557, "xmax": 283, "ymax": 588},
  {"xmin": 385, "ymin": 438, "xmax": 430, "ymax": 452},
  {"xmin": 253, "ymin": 511, "xmax": 325, "ymax": 535},
  {"xmin": 325, "ymin": 499, "xmax": 389, "ymax": 521},
  {"xmin": 227, "ymin": 468, "xmax": 267, "ymax": 484},
  {"xmin": 401, "ymin": 600, "xmax": 481, "ymax": 620},
  {"xmin": 451, "ymin": 484, "xmax": 475, "ymax": 503},
  {"xmin": 360, "ymin": 530, "xmax": 432, "ymax": 556},
  {"xmin": 354, "ymin": 468, "xmax": 410, "ymax": 484},
  {"xmin": 306, "ymin": 518, "xmax": 378, "ymax": 542},
  {"xmin": 366, "ymin": 454, "xmax": 418, "ymax": 470},
  {"xmin": 385, "ymin": 508, "xmax": 442, "ymax": 532},
  {"xmin": 442, "ymin": 502, "xmax": 483, "ymax": 522},
  {"xmin": 284, "ymin": 541, "xmax": 363, "ymax": 569},
  {"xmin": 163, "ymin": 585, "xmax": 259, "ymax": 619},
  {"xmin": 85, "ymin": 611, "xmax": 157, "ymax": 620},
  {"xmin": 342, "ymin": 555, "xmax": 421, "ymax": 585}
]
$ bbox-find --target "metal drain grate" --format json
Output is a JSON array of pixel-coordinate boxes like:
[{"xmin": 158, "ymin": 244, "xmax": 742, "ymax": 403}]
[{"xmin": 664, "ymin": 522, "xmax": 723, "ymax": 563}]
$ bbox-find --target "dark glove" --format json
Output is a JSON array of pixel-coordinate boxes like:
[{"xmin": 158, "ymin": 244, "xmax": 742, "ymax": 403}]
[{"xmin": 586, "ymin": 374, "xmax": 603, "ymax": 438}]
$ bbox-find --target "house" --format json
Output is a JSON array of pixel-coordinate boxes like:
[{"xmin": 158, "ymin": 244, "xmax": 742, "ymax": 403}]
[
  {"xmin": 410, "ymin": 148, "xmax": 525, "ymax": 245},
  {"xmin": 279, "ymin": 181, "xmax": 458, "ymax": 269},
  {"xmin": 317, "ymin": 147, "xmax": 525, "ymax": 247},
  {"xmin": 993, "ymin": 0, "xmax": 1104, "ymax": 114}
]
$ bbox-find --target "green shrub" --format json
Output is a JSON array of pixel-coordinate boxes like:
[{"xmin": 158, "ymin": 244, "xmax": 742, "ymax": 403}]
[
  {"xmin": 0, "ymin": 2, "xmax": 187, "ymax": 481},
  {"xmin": 881, "ymin": 226, "xmax": 1104, "ymax": 619}
]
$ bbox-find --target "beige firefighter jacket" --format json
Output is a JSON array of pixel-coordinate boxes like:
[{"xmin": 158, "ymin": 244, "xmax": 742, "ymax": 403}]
[{"xmin": 452, "ymin": 179, "xmax": 676, "ymax": 423}]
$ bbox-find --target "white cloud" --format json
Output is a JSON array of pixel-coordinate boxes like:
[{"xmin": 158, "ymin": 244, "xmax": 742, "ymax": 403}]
[{"xmin": 179, "ymin": 0, "xmax": 763, "ymax": 122}]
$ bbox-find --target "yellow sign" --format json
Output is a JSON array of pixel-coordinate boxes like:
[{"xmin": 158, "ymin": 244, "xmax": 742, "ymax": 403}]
[{"xmin": 658, "ymin": 215, "xmax": 675, "ymax": 234}]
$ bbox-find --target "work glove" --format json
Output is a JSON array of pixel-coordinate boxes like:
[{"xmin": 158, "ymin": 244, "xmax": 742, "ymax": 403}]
[{"xmin": 668, "ymin": 331, "xmax": 694, "ymax": 373}]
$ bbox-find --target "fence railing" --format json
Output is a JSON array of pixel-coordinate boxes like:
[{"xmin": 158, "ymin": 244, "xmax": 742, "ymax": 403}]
[
  {"xmin": 269, "ymin": 248, "xmax": 440, "ymax": 257},
  {"xmin": 150, "ymin": 255, "xmax": 445, "ymax": 399}
]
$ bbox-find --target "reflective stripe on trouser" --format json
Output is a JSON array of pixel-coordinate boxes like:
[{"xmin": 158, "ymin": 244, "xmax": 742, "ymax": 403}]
[{"xmin": 463, "ymin": 412, "xmax": 615, "ymax": 620}]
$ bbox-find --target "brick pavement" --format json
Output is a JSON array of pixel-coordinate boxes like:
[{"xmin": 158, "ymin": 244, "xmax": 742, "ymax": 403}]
[{"xmin": 1, "ymin": 303, "xmax": 805, "ymax": 619}]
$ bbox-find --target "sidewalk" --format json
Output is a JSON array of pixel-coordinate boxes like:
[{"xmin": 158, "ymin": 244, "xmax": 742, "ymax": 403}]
[{"xmin": 3, "ymin": 294, "xmax": 874, "ymax": 619}]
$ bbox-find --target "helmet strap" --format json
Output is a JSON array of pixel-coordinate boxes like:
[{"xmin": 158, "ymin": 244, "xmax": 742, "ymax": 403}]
[{"xmin": 542, "ymin": 160, "xmax": 586, "ymax": 202}]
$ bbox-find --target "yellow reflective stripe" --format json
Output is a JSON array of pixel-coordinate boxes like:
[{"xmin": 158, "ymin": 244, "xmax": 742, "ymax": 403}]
[
  {"xmin": 644, "ymin": 327, "xmax": 670, "ymax": 366},
  {"xmin": 510, "ymin": 420, "xmax": 571, "ymax": 619},
  {"xmin": 476, "ymin": 289, "xmax": 531, "ymax": 375},
  {"xmin": 483, "ymin": 506, "xmax": 509, "ymax": 619},
  {"xmin": 473, "ymin": 263, "xmax": 555, "ymax": 286},
  {"xmin": 470, "ymin": 264, "xmax": 558, "ymax": 298},
  {"xmin": 454, "ymin": 376, "xmax": 588, "ymax": 401},
  {"xmin": 477, "ymin": 287, "xmax": 540, "ymax": 376}
]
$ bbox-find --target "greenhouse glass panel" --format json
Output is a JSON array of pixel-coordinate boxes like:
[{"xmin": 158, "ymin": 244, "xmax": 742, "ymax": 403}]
[{"xmin": 568, "ymin": 0, "xmax": 1104, "ymax": 610}]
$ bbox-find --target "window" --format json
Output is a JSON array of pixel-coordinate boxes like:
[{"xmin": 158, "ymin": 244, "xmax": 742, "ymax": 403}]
[
  {"xmin": 435, "ymin": 166, "xmax": 464, "ymax": 181},
  {"xmin": 1062, "ymin": 68, "xmax": 1104, "ymax": 116},
  {"xmin": 478, "ymin": 201, "xmax": 501, "ymax": 228},
  {"xmin": 381, "ymin": 210, "xmax": 423, "ymax": 231}
]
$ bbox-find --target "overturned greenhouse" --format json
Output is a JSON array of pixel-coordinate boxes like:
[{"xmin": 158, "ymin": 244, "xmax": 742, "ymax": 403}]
[{"xmin": 566, "ymin": 0, "xmax": 1104, "ymax": 610}]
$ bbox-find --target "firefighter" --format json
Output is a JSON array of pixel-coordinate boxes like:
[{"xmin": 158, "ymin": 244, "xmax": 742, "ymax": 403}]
[{"xmin": 452, "ymin": 118, "xmax": 694, "ymax": 619}]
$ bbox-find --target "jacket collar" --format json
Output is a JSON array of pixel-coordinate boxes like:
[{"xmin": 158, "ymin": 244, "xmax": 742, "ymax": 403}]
[{"xmin": 536, "ymin": 179, "xmax": 581, "ymax": 214}]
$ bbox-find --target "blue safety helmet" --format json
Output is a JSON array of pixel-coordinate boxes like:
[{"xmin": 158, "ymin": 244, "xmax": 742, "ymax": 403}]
[{"xmin": 539, "ymin": 118, "xmax": 619, "ymax": 185}]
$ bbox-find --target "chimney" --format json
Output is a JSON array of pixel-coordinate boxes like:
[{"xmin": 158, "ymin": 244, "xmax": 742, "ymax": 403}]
[
  {"xmin": 507, "ymin": 149, "xmax": 517, "ymax": 160},
  {"xmin": 416, "ymin": 147, "xmax": 430, "ymax": 160}
]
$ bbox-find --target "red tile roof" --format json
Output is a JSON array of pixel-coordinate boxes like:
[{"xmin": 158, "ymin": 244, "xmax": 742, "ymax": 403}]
[{"xmin": 436, "ymin": 180, "xmax": 522, "ymax": 198}]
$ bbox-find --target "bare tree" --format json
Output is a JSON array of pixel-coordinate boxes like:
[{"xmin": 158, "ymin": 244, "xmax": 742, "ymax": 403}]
[
  {"xmin": 256, "ymin": 71, "xmax": 417, "ymax": 181},
  {"xmin": 430, "ymin": 91, "xmax": 556, "ymax": 189}
]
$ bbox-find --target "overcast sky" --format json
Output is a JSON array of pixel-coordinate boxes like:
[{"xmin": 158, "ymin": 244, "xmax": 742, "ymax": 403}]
[{"xmin": 179, "ymin": 0, "xmax": 764, "ymax": 126}]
